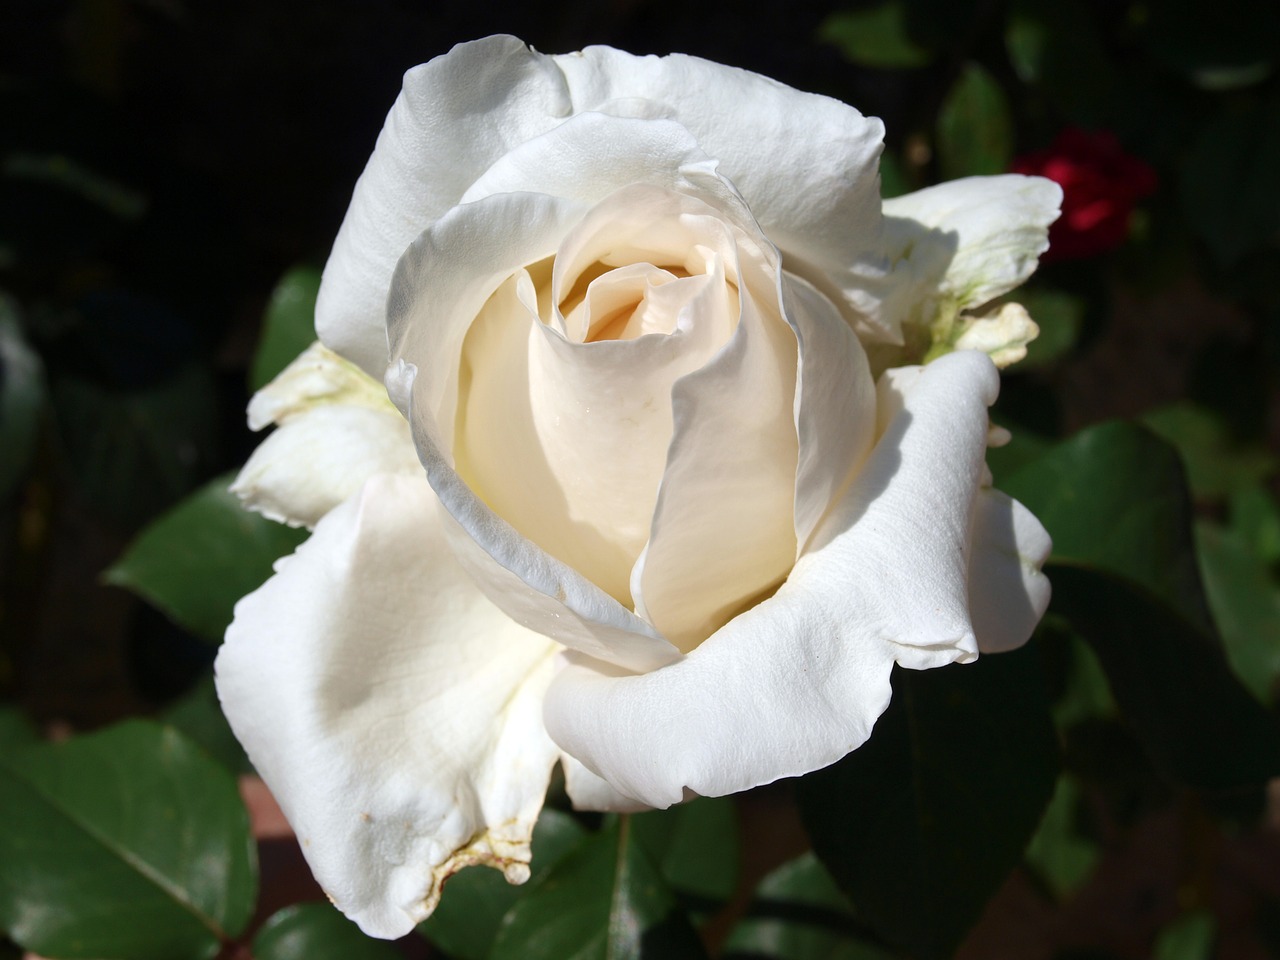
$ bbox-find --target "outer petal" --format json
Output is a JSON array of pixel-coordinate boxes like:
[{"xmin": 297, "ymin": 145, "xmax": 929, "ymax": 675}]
[
  {"xmin": 231, "ymin": 343, "xmax": 421, "ymax": 528},
  {"xmin": 319, "ymin": 36, "xmax": 892, "ymax": 372},
  {"xmin": 879, "ymin": 175, "xmax": 1062, "ymax": 322},
  {"xmin": 215, "ymin": 473, "xmax": 561, "ymax": 938},
  {"xmin": 560, "ymin": 752, "xmax": 650, "ymax": 814},
  {"xmin": 543, "ymin": 351, "xmax": 1001, "ymax": 808},
  {"xmin": 459, "ymin": 112, "xmax": 714, "ymax": 209},
  {"xmin": 552, "ymin": 45, "xmax": 888, "ymax": 326},
  {"xmin": 968, "ymin": 487, "xmax": 1052, "ymax": 653},
  {"xmin": 317, "ymin": 36, "xmax": 573, "ymax": 373},
  {"xmin": 950, "ymin": 301, "xmax": 1040, "ymax": 369}
]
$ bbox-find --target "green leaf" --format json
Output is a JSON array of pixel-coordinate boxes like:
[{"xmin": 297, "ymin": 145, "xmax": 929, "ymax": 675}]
[
  {"xmin": 1196, "ymin": 521, "xmax": 1280, "ymax": 706},
  {"xmin": 1153, "ymin": 909, "xmax": 1217, "ymax": 960},
  {"xmin": 52, "ymin": 364, "xmax": 219, "ymax": 528},
  {"xmin": 251, "ymin": 266, "xmax": 321, "ymax": 390},
  {"xmin": 106, "ymin": 473, "xmax": 307, "ymax": 642},
  {"xmin": 419, "ymin": 808, "xmax": 588, "ymax": 960},
  {"xmin": 1000, "ymin": 422, "xmax": 1212, "ymax": 630},
  {"xmin": 489, "ymin": 815, "xmax": 707, "ymax": 960},
  {"xmin": 161, "ymin": 675, "xmax": 252, "ymax": 773},
  {"xmin": 1023, "ymin": 774, "xmax": 1100, "ymax": 899},
  {"xmin": 1003, "ymin": 2, "xmax": 1048, "ymax": 84},
  {"xmin": 1230, "ymin": 486, "xmax": 1280, "ymax": 566},
  {"xmin": 722, "ymin": 853, "xmax": 893, "ymax": 960},
  {"xmin": 632, "ymin": 796, "xmax": 738, "ymax": 915},
  {"xmin": 1047, "ymin": 565, "xmax": 1280, "ymax": 792},
  {"xmin": 0, "ymin": 297, "xmax": 46, "ymax": 498},
  {"xmin": 797, "ymin": 643, "xmax": 1058, "ymax": 960},
  {"xmin": 1141, "ymin": 402, "xmax": 1275, "ymax": 500},
  {"xmin": 985, "ymin": 424, "xmax": 1052, "ymax": 484},
  {"xmin": 0, "ymin": 705, "xmax": 38, "ymax": 752},
  {"xmin": 0, "ymin": 720, "xmax": 256, "ymax": 960},
  {"xmin": 1003, "ymin": 423, "xmax": 1280, "ymax": 790},
  {"xmin": 935, "ymin": 63, "xmax": 1012, "ymax": 180},
  {"xmin": 1047, "ymin": 625, "xmax": 1116, "ymax": 731},
  {"xmin": 254, "ymin": 903, "xmax": 400, "ymax": 960},
  {"xmin": 818, "ymin": 4, "xmax": 932, "ymax": 70},
  {"xmin": 877, "ymin": 149, "xmax": 909, "ymax": 200}
]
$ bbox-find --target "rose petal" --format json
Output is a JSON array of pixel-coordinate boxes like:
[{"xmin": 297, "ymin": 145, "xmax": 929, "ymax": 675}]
[
  {"xmin": 244, "ymin": 341, "xmax": 397, "ymax": 431},
  {"xmin": 387, "ymin": 190, "xmax": 680, "ymax": 673},
  {"xmin": 232, "ymin": 405, "xmax": 421, "ymax": 529},
  {"xmin": 460, "ymin": 112, "xmax": 715, "ymax": 209},
  {"xmin": 968, "ymin": 487, "xmax": 1052, "ymax": 654},
  {"xmin": 552, "ymin": 45, "xmax": 889, "ymax": 331},
  {"xmin": 231, "ymin": 343, "xmax": 421, "ymax": 528},
  {"xmin": 543, "ymin": 351, "xmax": 1002, "ymax": 808},
  {"xmin": 560, "ymin": 752, "xmax": 650, "ymax": 813},
  {"xmin": 320, "ymin": 37, "xmax": 893, "ymax": 373},
  {"xmin": 631, "ymin": 247, "xmax": 800, "ymax": 651},
  {"xmin": 786, "ymin": 273, "xmax": 877, "ymax": 550},
  {"xmin": 880, "ymin": 174, "xmax": 1063, "ymax": 321},
  {"xmin": 951, "ymin": 301, "xmax": 1040, "ymax": 368},
  {"xmin": 215, "ymin": 473, "xmax": 561, "ymax": 938},
  {"xmin": 317, "ymin": 36, "xmax": 573, "ymax": 374},
  {"xmin": 455, "ymin": 187, "xmax": 738, "ymax": 608}
]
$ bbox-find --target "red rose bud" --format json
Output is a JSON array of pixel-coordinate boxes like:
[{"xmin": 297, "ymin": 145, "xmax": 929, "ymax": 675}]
[{"xmin": 1011, "ymin": 128, "xmax": 1157, "ymax": 261}]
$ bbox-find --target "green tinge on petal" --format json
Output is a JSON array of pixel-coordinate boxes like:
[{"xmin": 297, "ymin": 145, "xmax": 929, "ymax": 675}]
[{"xmin": 925, "ymin": 301, "xmax": 1041, "ymax": 369}]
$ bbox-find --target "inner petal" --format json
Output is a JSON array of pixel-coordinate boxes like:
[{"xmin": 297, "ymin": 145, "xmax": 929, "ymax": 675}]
[
  {"xmin": 560, "ymin": 262, "xmax": 695, "ymax": 343},
  {"xmin": 455, "ymin": 264, "xmax": 733, "ymax": 604},
  {"xmin": 553, "ymin": 187, "xmax": 745, "ymax": 342},
  {"xmin": 454, "ymin": 185, "xmax": 759, "ymax": 615},
  {"xmin": 631, "ymin": 265, "xmax": 801, "ymax": 652}
]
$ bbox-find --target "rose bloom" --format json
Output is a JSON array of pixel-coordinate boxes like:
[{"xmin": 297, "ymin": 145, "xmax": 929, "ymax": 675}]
[
  {"xmin": 1011, "ymin": 128, "xmax": 1156, "ymax": 261},
  {"xmin": 216, "ymin": 36, "xmax": 1060, "ymax": 937}
]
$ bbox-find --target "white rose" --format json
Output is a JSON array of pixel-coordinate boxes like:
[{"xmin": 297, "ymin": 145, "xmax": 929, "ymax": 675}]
[{"xmin": 215, "ymin": 36, "xmax": 1060, "ymax": 939}]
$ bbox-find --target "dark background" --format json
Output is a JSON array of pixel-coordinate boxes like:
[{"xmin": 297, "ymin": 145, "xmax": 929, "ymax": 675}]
[{"xmin": 2, "ymin": 2, "xmax": 1279, "ymax": 958}]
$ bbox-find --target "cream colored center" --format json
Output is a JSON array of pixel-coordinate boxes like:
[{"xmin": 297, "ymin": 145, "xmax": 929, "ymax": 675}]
[{"xmin": 452, "ymin": 184, "xmax": 783, "ymax": 641}]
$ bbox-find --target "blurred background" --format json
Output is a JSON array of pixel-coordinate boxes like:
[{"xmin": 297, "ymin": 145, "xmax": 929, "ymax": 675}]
[{"xmin": 2, "ymin": 1, "xmax": 1278, "ymax": 958}]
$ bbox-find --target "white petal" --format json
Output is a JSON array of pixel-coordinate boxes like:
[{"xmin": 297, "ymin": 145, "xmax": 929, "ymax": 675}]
[
  {"xmin": 544, "ymin": 350, "xmax": 1002, "ymax": 808},
  {"xmin": 460, "ymin": 112, "xmax": 714, "ymax": 208},
  {"xmin": 245, "ymin": 341, "xmax": 395, "ymax": 431},
  {"xmin": 786, "ymin": 273, "xmax": 878, "ymax": 550},
  {"xmin": 387, "ymin": 191, "xmax": 680, "ymax": 673},
  {"xmin": 632, "ymin": 250, "xmax": 799, "ymax": 651},
  {"xmin": 560, "ymin": 752, "xmax": 650, "ymax": 813},
  {"xmin": 316, "ymin": 37, "xmax": 573, "ymax": 374},
  {"xmin": 320, "ymin": 36, "xmax": 894, "ymax": 371},
  {"xmin": 951, "ymin": 301, "xmax": 1040, "ymax": 368},
  {"xmin": 215, "ymin": 473, "xmax": 561, "ymax": 938},
  {"xmin": 231, "ymin": 343, "xmax": 420, "ymax": 528},
  {"xmin": 388, "ymin": 190, "xmax": 586, "ymax": 450},
  {"xmin": 880, "ymin": 175, "xmax": 1062, "ymax": 321},
  {"xmin": 552, "ymin": 45, "xmax": 888, "ymax": 319},
  {"xmin": 969, "ymin": 487, "xmax": 1052, "ymax": 653},
  {"xmin": 232, "ymin": 405, "xmax": 420, "ymax": 529}
]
